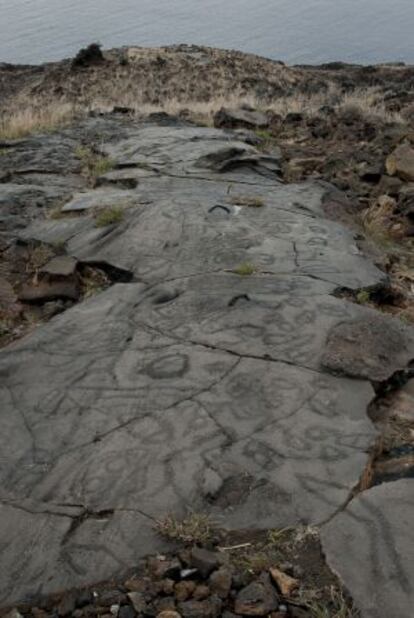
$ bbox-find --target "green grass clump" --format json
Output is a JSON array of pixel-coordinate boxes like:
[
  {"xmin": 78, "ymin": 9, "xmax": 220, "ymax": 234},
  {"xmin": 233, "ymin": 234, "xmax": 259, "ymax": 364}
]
[
  {"xmin": 94, "ymin": 206, "xmax": 124, "ymax": 227},
  {"xmin": 255, "ymin": 129, "xmax": 273, "ymax": 140},
  {"xmin": 234, "ymin": 262, "xmax": 256, "ymax": 276},
  {"xmin": 356, "ymin": 289, "xmax": 371, "ymax": 304}
]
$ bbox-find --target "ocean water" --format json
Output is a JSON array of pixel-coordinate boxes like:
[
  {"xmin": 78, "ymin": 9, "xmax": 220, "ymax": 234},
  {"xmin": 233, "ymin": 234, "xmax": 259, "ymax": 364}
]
[{"xmin": 1, "ymin": 0, "xmax": 414, "ymax": 66}]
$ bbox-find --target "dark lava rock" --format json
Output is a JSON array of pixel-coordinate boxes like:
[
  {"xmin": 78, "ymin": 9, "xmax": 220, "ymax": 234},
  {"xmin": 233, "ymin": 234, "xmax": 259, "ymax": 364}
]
[
  {"xmin": 209, "ymin": 567, "xmax": 232, "ymax": 599},
  {"xmin": 119, "ymin": 606, "xmax": 136, "ymax": 618},
  {"xmin": 178, "ymin": 596, "xmax": 222, "ymax": 618},
  {"xmin": 190, "ymin": 547, "xmax": 220, "ymax": 578},
  {"xmin": 174, "ymin": 580, "xmax": 196, "ymax": 601},
  {"xmin": 192, "ymin": 584, "xmax": 210, "ymax": 600},
  {"xmin": 75, "ymin": 589, "xmax": 94, "ymax": 608},
  {"xmin": 98, "ymin": 589, "xmax": 128, "ymax": 606},
  {"xmin": 18, "ymin": 280, "xmax": 80, "ymax": 303},
  {"xmin": 234, "ymin": 574, "xmax": 279, "ymax": 616},
  {"xmin": 154, "ymin": 596, "xmax": 177, "ymax": 613}
]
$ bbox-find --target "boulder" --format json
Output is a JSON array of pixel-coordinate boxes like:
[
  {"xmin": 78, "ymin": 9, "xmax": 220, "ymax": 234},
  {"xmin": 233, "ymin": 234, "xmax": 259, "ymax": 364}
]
[
  {"xmin": 386, "ymin": 144, "xmax": 414, "ymax": 182},
  {"xmin": 321, "ymin": 314, "xmax": 414, "ymax": 381},
  {"xmin": 234, "ymin": 574, "xmax": 279, "ymax": 615},
  {"xmin": 214, "ymin": 107, "xmax": 269, "ymax": 130}
]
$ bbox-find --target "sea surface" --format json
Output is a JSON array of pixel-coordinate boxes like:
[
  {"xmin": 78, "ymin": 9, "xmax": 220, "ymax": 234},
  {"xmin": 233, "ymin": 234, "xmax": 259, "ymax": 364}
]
[{"xmin": 1, "ymin": 0, "xmax": 414, "ymax": 66}]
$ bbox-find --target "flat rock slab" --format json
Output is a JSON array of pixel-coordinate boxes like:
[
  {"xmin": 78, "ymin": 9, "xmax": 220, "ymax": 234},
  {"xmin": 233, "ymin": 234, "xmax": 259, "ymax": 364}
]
[
  {"xmin": 321, "ymin": 479, "xmax": 414, "ymax": 618},
  {"xmin": 61, "ymin": 189, "xmax": 137, "ymax": 212},
  {"xmin": 1, "ymin": 117, "xmax": 414, "ymax": 607},
  {"xmin": 40, "ymin": 255, "xmax": 78, "ymax": 277}
]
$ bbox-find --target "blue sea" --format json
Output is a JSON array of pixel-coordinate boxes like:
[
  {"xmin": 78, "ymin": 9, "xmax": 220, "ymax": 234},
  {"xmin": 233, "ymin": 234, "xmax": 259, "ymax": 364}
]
[{"xmin": 1, "ymin": 0, "xmax": 414, "ymax": 65}]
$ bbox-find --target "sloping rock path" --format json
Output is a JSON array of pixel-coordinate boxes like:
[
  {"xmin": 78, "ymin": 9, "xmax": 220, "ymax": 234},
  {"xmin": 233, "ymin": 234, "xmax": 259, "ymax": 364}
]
[{"xmin": 1, "ymin": 116, "xmax": 413, "ymax": 616}]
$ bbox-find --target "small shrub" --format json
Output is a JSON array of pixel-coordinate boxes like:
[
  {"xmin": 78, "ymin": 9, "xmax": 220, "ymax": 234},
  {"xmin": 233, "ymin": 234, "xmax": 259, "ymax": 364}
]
[
  {"xmin": 94, "ymin": 206, "xmax": 124, "ymax": 227},
  {"xmin": 72, "ymin": 43, "xmax": 104, "ymax": 68},
  {"xmin": 233, "ymin": 262, "xmax": 256, "ymax": 276},
  {"xmin": 155, "ymin": 512, "xmax": 214, "ymax": 545}
]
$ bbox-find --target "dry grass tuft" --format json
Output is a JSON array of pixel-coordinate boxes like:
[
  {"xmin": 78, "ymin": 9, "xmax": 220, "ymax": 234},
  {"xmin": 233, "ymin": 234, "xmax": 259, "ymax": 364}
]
[
  {"xmin": 0, "ymin": 103, "xmax": 74, "ymax": 140},
  {"xmin": 361, "ymin": 195, "xmax": 397, "ymax": 246},
  {"xmin": 301, "ymin": 587, "xmax": 358, "ymax": 618},
  {"xmin": 154, "ymin": 512, "xmax": 214, "ymax": 545}
]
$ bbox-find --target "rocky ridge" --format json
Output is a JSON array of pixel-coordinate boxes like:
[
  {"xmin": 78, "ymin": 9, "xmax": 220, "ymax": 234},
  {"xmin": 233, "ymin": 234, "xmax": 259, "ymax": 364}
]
[{"xmin": 0, "ymin": 46, "xmax": 414, "ymax": 618}]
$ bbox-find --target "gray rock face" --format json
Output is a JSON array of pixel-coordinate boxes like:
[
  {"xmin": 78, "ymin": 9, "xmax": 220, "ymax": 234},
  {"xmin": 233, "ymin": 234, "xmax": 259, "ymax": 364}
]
[
  {"xmin": 321, "ymin": 480, "xmax": 414, "ymax": 618},
  {"xmin": 1, "ymin": 117, "xmax": 413, "ymax": 608}
]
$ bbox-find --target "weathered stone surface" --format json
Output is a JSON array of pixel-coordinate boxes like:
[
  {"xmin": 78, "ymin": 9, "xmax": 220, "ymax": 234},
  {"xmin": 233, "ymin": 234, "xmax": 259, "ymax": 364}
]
[
  {"xmin": 321, "ymin": 480, "xmax": 414, "ymax": 618},
  {"xmin": 1, "ymin": 117, "xmax": 413, "ymax": 607}
]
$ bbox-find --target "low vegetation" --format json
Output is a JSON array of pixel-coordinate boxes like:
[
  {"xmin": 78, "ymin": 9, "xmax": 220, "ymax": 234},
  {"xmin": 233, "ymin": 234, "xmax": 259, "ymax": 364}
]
[
  {"xmin": 155, "ymin": 512, "xmax": 215, "ymax": 545},
  {"xmin": 0, "ymin": 103, "xmax": 74, "ymax": 140},
  {"xmin": 75, "ymin": 144, "xmax": 116, "ymax": 178}
]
